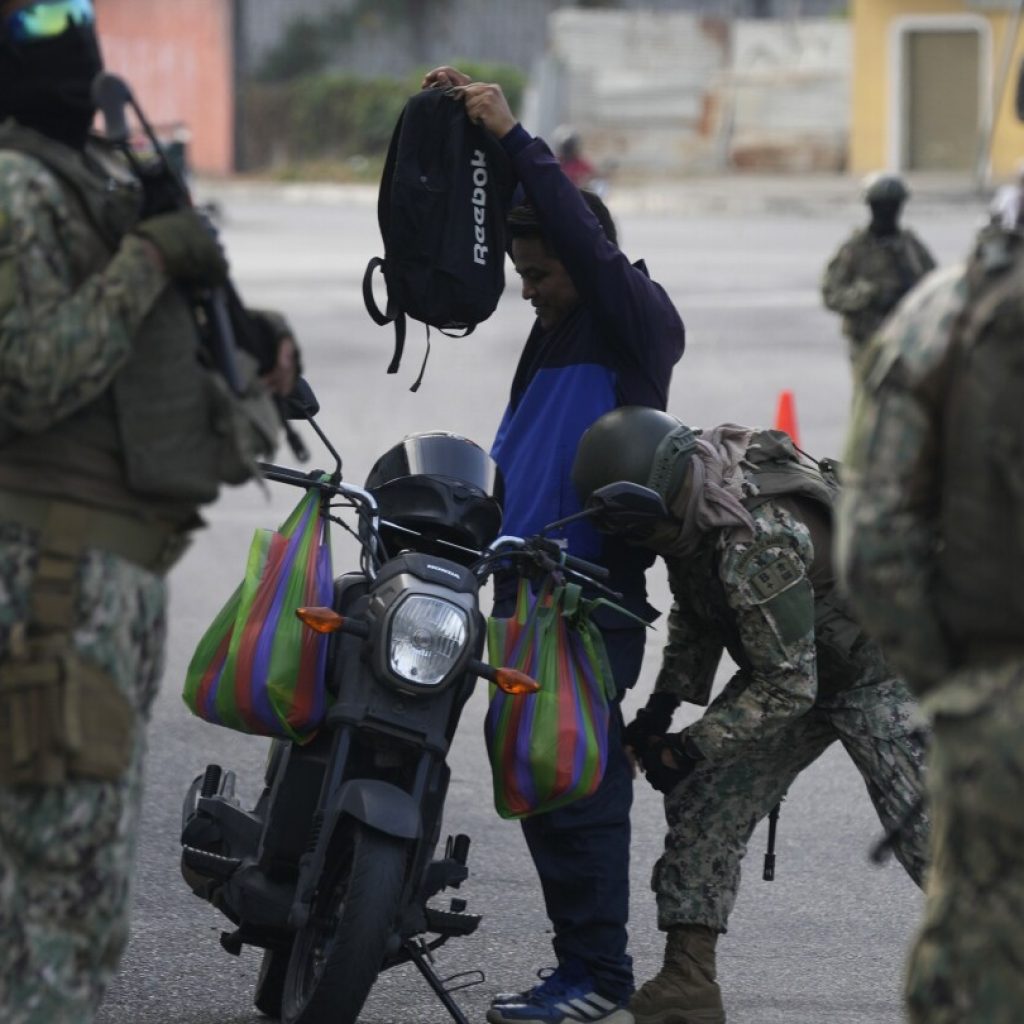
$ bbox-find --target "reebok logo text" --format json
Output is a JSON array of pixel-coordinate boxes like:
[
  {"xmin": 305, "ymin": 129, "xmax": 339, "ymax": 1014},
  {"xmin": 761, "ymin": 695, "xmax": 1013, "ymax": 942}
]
[{"xmin": 471, "ymin": 149, "xmax": 488, "ymax": 266}]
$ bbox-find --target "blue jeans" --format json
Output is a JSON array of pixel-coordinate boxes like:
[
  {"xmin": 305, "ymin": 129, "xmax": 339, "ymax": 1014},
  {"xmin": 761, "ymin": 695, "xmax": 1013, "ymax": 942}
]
[{"xmin": 519, "ymin": 626, "xmax": 645, "ymax": 1003}]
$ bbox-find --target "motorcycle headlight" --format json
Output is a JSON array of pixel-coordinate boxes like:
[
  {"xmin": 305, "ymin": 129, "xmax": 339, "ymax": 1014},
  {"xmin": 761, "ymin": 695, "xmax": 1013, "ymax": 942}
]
[{"xmin": 388, "ymin": 595, "xmax": 469, "ymax": 687}]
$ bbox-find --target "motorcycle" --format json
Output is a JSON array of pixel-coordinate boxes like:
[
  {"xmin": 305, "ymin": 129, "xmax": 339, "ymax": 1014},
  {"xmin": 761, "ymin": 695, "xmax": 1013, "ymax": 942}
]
[{"xmin": 178, "ymin": 382, "xmax": 619, "ymax": 1024}]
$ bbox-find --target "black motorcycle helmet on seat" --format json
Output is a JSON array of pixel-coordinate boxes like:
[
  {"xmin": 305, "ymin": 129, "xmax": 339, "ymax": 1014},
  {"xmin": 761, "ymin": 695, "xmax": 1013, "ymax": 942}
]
[{"xmin": 364, "ymin": 432, "xmax": 503, "ymax": 565}]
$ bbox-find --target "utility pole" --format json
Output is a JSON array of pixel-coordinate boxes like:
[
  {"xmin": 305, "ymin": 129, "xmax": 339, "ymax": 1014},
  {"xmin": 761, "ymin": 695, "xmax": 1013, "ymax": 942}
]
[{"xmin": 976, "ymin": 0, "xmax": 1024, "ymax": 192}]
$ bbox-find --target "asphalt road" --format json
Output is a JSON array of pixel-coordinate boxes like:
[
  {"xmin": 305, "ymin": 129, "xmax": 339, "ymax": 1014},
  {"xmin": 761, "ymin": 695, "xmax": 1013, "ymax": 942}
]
[{"xmin": 95, "ymin": 182, "xmax": 987, "ymax": 1024}]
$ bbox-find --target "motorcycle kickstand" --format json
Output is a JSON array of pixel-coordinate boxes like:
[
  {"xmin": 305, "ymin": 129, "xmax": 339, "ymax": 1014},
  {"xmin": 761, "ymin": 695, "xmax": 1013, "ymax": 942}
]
[{"xmin": 403, "ymin": 939, "xmax": 472, "ymax": 1024}]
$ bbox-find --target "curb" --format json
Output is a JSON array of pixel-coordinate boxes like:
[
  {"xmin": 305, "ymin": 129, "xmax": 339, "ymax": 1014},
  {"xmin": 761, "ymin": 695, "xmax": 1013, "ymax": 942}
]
[{"xmin": 194, "ymin": 174, "xmax": 993, "ymax": 218}]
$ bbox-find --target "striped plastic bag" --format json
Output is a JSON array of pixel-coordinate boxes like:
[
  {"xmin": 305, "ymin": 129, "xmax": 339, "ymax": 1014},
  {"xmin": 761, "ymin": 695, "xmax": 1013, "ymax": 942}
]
[
  {"xmin": 484, "ymin": 578, "xmax": 616, "ymax": 819},
  {"xmin": 182, "ymin": 484, "xmax": 332, "ymax": 743}
]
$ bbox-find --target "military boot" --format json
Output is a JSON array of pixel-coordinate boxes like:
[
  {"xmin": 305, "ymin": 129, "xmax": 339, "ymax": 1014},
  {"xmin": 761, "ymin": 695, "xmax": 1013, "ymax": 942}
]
[{"xmin": 630, "ymin": 925, "xmax": 725, "ymax": 1024}]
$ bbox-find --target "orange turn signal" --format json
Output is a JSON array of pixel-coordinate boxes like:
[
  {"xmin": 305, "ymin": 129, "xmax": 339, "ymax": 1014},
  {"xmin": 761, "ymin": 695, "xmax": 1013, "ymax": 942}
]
[
  {"xmin": 494, "ymin": 668, "xmax": 541, "ymax": 695},
  {"xmin": 296, "ymin": 606, "xmax": 345, "ymax": 634}
]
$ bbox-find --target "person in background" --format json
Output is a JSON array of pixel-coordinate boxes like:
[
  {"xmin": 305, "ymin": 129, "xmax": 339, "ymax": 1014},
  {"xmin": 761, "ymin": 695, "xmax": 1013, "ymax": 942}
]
[
  {"xmin": 422, "ymin": 65, "xmax": 685, "ymax": 1024},
  {"xmin": 554, "ymin": 125, "xmax": 597, "ymax": 190},
  {"xmin": 822, "ymin": 173, "xmax": 935, "ymax": 366}
]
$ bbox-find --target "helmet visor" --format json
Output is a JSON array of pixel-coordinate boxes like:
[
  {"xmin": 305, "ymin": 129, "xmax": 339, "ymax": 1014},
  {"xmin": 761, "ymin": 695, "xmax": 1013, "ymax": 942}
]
[
  {"xmin": 370, "ymin": 433, "xmax": 498, "ymax": 496},
  {"xmin": 4, "ymin": 0, "xmax": 94, "ymax": 43}
]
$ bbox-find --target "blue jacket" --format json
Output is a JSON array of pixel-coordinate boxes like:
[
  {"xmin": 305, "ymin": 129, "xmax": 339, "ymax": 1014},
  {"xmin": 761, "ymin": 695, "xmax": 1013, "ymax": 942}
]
[{"xmin": 491, "ymin": 125, "xmax": 685, "ymax": 621}]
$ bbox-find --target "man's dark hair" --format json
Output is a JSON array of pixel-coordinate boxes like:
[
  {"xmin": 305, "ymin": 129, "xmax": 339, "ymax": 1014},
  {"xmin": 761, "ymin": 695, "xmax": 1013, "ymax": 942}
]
[{"xmin": 508, "ymin": 189, "xmax": 618, "ymax": 249}]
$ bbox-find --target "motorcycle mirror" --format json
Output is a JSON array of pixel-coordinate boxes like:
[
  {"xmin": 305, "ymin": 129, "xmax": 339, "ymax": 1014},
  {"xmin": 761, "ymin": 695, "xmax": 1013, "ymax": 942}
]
[
  {"xmin": 281, "ymin": 377, "xmax": 321, "ymax": 420},
  {"xmin": 586, "ymin": 481, "xmax": 668, "ymax": 520},
  {"xmin": 494, "ymin": 668, "xmax": 541, "ymax": 695},
  {"xmin": 543, "ymin": 481, "xmax": 669, "ymax": 534}
]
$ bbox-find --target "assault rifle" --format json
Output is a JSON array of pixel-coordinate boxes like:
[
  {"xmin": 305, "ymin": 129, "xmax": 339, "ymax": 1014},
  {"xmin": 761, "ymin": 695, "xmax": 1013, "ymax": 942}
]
[{"xmin": 91, "ymin": 72, "xmax": 308, "ymax": 461}]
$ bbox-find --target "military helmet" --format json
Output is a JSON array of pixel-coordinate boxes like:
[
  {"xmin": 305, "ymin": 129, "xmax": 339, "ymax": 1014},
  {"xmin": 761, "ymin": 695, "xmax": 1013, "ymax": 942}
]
[
  {"xmin": 862, "ymin": 172, "xmax": 909, "ymax": 205},
  {"xmin": 572, "ymin": 407, "xmax": 698, "ymax": 507}
]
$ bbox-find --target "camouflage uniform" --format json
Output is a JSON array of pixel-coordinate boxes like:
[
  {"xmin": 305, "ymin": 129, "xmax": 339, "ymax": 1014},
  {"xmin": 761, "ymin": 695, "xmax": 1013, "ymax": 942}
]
[
  {"xmin": 839, "ymin": 225, "xmax": 1024, "ymax": 1023},
  {"xmin": 0, "ymin": 129, "xmax": 278, "ymax": 1023},
  {"xmin": 821, "ymin": 227, "xmax": 936, "ymax": 360},
  {"xmin": 0, "ymin": 523, "xmax": 165, "ymax": 1023},
  {"xmin": 652, "ymin": 492, "xmax": 928, "ymax": 933}
]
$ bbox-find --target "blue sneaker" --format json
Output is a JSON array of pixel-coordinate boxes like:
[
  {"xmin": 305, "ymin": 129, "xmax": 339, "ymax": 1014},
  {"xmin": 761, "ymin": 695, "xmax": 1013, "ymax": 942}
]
[
  {"xmin": 491, "ymin": 967, "xmax": 560, "ymax": 1007},
  {"xmin": 486, "ymin": 975, "xmax": 634, "ymax": 1024}
]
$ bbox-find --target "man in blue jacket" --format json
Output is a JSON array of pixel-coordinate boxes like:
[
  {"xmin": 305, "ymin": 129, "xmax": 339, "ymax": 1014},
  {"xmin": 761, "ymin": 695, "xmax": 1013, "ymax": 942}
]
[{"xmin": 423, "ymin": 68, "xmax": 686, "ymax": 1024}]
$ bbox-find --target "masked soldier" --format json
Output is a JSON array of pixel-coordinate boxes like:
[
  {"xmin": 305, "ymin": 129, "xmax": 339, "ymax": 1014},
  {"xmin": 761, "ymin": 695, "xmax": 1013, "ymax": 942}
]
[
  {"xmin": 822, "ymin": 173, "xmax": 936, "ymax": 363},
  {"xmin": 0, "ymin": 2, "xmax": 297, "ymax": 1021},
  {"xmin": 838, "ymin": 217, "xmax": 1024, "ymax": 1022},
  {"xmin": 572, "ymin": 408, "xmax": 929, "ymax": 1024}
]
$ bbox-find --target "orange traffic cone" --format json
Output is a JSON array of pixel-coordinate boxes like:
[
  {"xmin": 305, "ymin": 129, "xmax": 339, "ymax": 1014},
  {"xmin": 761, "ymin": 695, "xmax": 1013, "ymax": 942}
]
[{"xmin": 774, "ymin": 389, "xmax": 801, "ymax": 448}]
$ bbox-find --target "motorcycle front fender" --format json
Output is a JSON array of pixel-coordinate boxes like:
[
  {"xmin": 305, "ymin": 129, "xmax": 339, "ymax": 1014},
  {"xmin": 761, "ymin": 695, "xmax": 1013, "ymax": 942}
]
[
  {"xmin": 289, "ymin": 778, "xmax": 421, "ymax": 930},
  {"xmin": 332, "ymin": 779, "xmax": 422, "ymax": 841}
]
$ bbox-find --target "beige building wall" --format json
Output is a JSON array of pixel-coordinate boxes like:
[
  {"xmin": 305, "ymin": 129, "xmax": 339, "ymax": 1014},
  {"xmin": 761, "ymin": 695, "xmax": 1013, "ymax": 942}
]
[{"xmin": 851, "ymin": 0, "xmax": 1024, "ymax": 180}]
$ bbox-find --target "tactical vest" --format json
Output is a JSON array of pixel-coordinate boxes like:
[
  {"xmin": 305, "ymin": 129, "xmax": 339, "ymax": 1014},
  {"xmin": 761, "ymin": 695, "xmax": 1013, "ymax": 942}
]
[
  {"xmin": 843, "ymin": 230, "xmax": 931, "ymax": 346},
  {"xmin": 937, "ymin": 227, "xmax": 1024, "ymax": 653},
  {"xmin": 706, "ymin": 431, "xmax": 886, "ymax": 698},
  {"xmin": 0, "ymin": 125, "xmax": 278, "ymax": 787},
  {"xmin": 0, "ymin": 122, "xmax": 277, "ymax": 518}
]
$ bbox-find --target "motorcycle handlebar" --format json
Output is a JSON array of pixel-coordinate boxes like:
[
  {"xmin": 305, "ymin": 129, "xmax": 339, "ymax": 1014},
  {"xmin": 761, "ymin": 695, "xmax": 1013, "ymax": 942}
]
[
  {"xmin": 254, "ymin": 471, "xmax": 612, "ymax": 591},
  {"xmin": 257, "ymin": 462, "xmax": 318, "ymax": 488},
  {"xmin": 484, "ymin": 536, "xmax": 610, "ymax": 581},
  {"xmin": 560, "ymin": 552, "xmax": 610, "ymax": 581},
  {"xmin": 256, "ymin": 463, "xmax": 377, "ymax": 511}
]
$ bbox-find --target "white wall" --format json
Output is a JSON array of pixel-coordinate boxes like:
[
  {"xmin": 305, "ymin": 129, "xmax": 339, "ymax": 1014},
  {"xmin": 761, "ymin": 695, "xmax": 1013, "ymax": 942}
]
[
  {"xmin": 725, "ymin": 19, "xmax": 850, "ymax": 171},
  {"xmin": 534, "ymin": 10, "xmax": 851, "ymax": 175},
  {"xmin": 539, "ymin": 9, "xmax": 731, "ymax": 175}
]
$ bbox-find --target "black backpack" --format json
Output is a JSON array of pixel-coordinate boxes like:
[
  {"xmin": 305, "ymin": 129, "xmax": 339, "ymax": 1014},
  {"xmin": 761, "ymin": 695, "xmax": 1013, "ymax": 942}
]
[{"xmin": 363, "ymin": 87, "xmax": 512, "ymax": 390}]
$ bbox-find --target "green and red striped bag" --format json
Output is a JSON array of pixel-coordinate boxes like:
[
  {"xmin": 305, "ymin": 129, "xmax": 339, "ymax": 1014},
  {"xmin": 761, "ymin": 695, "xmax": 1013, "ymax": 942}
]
[
  {"xmin": 182, "ymin": 484, "xmax": 333, "ymax": 743},
  {"xmin": 484, "ymin": 578, "xmax": 617, "ymax": 819}
]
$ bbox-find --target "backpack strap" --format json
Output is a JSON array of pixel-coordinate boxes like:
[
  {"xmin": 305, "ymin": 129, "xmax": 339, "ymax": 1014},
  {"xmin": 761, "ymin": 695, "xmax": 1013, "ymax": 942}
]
[
  {"xmin": 742, "ymin": 430, "xmax": 838, "ymax": 513},
  {"xmin": 409, "ymin": 326, "xmax": 431, "ymax": 394},
  {"xmin": 363, "ymin": 102, "xmax": 409, "ymax": 377},
  {"xmin": 436, "ymin": 324, "xmax": 475, "ymax": 339},
  {"xmin": 361, "ymin": 256, "xmax": 407, "ymax": 375}
]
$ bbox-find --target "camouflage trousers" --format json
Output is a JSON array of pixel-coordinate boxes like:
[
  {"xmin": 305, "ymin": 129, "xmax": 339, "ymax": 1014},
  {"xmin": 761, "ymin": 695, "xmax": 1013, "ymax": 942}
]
[
  {"xmin": 905, "ymin": 661, "xmax": 1024, "ymax": 1024},
  {"xmin": 654, "ymin": 676, "xmax": 929, "ymax": 932},
  {"xmin": 0, "ymin": 524, "xmax": 166, "ymax": 1024}
]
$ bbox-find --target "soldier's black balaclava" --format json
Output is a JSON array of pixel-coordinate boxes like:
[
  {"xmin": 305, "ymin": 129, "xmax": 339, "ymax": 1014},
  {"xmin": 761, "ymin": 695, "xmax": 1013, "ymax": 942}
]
[
  {"xmin": 0, "ymin": 13, "xmax": 103, "ymax": 149},
  {"xmin": 868, "ymin": 198, "xmax": 903, "ymax": 238}
]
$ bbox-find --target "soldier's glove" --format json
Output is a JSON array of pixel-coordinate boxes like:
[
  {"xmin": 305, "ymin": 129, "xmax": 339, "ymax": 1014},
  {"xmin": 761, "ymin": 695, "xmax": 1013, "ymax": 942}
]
[
  {"xmin": 642, "ymin": 732, "xmax": 704, "ymax": 795},
  {"xmin": 246, "ymin": 309, "xmax": 304, "ymax": 379},
  {"xmin": 624, "ymin": 691, "xmax": 680, "ymax": 754},
  {"xmin": 133, "ymin": 209, "xmax": 229, "ymax": 288},
  {"xmin": 138, "ymin": 164, "xmax": 183, "ymax": 218}
]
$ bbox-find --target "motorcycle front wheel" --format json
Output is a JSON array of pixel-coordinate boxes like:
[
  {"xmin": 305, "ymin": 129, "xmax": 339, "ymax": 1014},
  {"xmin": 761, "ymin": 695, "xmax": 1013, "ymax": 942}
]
[{"xmin": 281, "ymin": 822, "xmax": 407, "ymax": 1024}]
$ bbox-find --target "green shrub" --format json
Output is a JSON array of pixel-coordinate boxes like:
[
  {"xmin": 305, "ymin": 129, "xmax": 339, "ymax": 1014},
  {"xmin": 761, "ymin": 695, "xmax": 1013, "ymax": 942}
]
[
  {"xmin": 256, "ymin": 17, "xmax": 331, "ymax": 82},
  {"xmin": 240, "ymin": 62, "xmax": 527, "ymax": 174}
]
